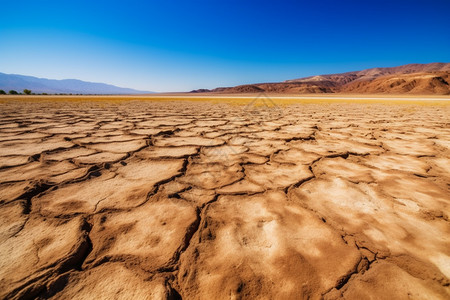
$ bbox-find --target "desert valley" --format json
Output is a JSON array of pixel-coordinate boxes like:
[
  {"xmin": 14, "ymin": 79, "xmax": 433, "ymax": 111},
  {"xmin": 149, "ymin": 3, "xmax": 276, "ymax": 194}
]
[
  {"xmin": 0, "ymin": 91, "xmax": 449, "ymax": 299},
  {"xmin": 3, "ymin": 0, "xmax": 450, "ymax": 298}
]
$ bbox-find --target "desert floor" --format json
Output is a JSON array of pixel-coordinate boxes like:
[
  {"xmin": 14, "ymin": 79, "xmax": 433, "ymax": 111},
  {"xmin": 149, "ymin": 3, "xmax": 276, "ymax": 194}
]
[{"xmin": 0, "ymin": 95, "xmax": 449, "ymax": 299}]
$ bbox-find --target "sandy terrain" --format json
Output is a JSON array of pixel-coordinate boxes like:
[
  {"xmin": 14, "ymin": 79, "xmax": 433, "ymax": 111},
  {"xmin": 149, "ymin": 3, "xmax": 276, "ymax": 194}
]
[{"xmin": 0, "ymin": 96, "xmax": 449, "ymax": 299}]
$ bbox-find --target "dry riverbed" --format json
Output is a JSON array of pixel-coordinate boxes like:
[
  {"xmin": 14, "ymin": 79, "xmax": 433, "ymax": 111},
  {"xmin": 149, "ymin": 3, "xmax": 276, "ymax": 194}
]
[{"xmin": 0, "ymin": 96, "xmax": 449, "ymax": 299}]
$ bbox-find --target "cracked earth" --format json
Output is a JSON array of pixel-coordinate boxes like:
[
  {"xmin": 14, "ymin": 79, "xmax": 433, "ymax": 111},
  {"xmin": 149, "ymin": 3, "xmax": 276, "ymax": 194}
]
[{"xmin": 0, "ymin": 99, "xmax": 449, "ymax": 299}]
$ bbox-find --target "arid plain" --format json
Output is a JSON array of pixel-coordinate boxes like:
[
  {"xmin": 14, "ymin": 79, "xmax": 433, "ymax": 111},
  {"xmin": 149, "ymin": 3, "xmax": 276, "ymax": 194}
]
[{"xmin": 0, "ymin": 95, "xmax": 449, "ymax": 299}]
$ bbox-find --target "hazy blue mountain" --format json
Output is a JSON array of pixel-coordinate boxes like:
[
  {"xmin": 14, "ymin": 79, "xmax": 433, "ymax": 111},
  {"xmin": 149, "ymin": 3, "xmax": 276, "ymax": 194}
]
[{"xmin": 0, "ymin": 72, "xmax": 153, "ymax": 94}]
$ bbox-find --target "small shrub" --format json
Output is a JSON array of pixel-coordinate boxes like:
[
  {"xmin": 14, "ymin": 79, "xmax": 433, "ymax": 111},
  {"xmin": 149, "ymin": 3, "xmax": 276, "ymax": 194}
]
[{"xmin": 8, "ymin": 90, "xmax": 18, "ymax": 95}]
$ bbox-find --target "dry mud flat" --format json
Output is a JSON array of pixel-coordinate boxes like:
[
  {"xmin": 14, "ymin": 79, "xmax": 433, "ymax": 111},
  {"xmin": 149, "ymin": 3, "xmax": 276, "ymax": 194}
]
[{"xmin": 0, "ymin": 98, "xmax": 449, "ymax": 299}]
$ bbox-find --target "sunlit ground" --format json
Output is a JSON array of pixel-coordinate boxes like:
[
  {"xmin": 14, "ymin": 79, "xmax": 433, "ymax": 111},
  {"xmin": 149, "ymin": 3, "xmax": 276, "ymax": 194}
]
[{"xmin": 1, "ymin": 94, "xmax": 449, "ymax": 106}]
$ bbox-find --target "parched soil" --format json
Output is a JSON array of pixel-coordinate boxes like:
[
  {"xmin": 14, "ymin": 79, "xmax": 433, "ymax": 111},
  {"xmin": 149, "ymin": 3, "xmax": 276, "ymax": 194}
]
[{"xmin": 0, "ymin": 99, "xmax": 449, "ymax": 299}]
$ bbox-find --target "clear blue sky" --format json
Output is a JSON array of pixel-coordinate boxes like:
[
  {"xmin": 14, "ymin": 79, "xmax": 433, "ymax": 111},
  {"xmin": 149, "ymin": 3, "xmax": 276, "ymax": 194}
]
[{"xmin": 1, "ymin": 0, "xmax": 449, "ymax": 92}]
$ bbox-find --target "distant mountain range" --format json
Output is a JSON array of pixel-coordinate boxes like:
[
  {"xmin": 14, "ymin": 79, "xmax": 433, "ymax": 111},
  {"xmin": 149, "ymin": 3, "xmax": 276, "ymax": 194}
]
[
  {"xmin": 0, "ymin": 73, "xmax": 153, "ymax": 94},
  {"xmin": 3, "ymin": 63, "xmax": 449, "ymax": 95},
  {"xmin": 192, "ymin": 63, "xmax": 450, "ymax": 95}
]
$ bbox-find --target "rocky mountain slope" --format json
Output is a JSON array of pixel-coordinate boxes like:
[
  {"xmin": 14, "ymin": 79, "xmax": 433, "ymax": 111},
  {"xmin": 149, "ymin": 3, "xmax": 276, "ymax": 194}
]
[{"xmin": 193, "ymin": 63, "xmax": 450, "ymax": 94}]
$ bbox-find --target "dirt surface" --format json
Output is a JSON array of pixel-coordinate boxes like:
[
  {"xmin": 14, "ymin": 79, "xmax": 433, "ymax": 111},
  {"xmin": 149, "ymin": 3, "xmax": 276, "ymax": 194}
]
[{"xmin": 0, "ymin": 97, "xmax": 449, "ymax": 299}]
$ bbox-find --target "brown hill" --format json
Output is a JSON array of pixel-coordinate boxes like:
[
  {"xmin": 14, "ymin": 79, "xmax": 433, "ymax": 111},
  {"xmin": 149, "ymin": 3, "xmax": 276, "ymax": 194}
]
[
  {"xmin": 192, "ymin": 63, "xmax": 450, "ymax": 95},
  {"xmin": 341, "ymin": 72, "xmax": 450, "ymax": 94},
  {"xmin": 286, "ymin": 62, "xmax": 450, "ymax": 84},
  {"xmin": 217, "ymin": 82, "xmax": 334, "ymax": 94}
]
